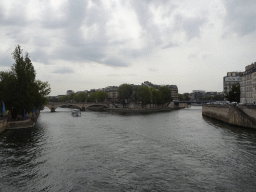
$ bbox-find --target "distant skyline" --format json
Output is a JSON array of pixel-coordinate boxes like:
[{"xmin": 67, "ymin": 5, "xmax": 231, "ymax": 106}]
[{"xmin": 1, "ymin": 0, "xmax": 256, "ymax": 96}]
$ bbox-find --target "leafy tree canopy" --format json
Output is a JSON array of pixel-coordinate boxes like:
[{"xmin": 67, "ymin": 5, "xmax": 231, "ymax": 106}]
[
  {"xmin": 137, "ymin": 86, "xmax": 151, "ymax": 106},
  {"xmin": 0, "ymin": 45, "xmax": 51, "ymax": 117},
  {"xmin": 96, "ymin": 91, "xmax": 108, "ymax": 102},
  {"xmin": 117, "ymin": 84, "xmax": 133, "ymax": 100},
  {"xmin": 225, "ymin": 84, "xmax": 240, "ymax": 103},
  {"xmin": 158, "ymin": 86, "xmax": 172, "ymax": 106}
]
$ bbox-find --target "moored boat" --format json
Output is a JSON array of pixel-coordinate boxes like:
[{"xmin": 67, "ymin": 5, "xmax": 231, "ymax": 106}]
[{"xmin": 71, "ymin": 109, "xmax": 81, "ymax": 117}]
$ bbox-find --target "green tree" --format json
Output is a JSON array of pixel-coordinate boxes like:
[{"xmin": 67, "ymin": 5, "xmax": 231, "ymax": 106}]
[
  {"xmin": 137, "ymin": 86, "xmax": 151, "ymax": 107},
  {"xmin": 226, "ymin": 84, "xmax": 240, "ymax": 103},
  {"xmin": 0, "ymin": 45, "xmax": 51, "ymax": 117},
  {"xmin": 87, "ymin": 92, "xmax": 97, "ymax": 103},
  {"xmin": 58, "ymin": 95, "xmax": 68, "ymax": 102},
  {"xmin": 73, "ymin": 94, "xmax": 80, "ymax": 102},
  {"xmin": 152, "ymin": 88, "xmax": 164, "ymax": 105},
  {"xmin": 117, "ymin": 84, "xmax": 133, "ymax": 107},
  {"xmin": 158, "ymin": 86, "xmax": 172, "ymax": 106},
  {"xmin": 183, "ymin": 93, "xmax": 190, "ymax": 101},
  {"xmin": 178, "ymin": 94, "xmax": 184, "ymax": 101},
  {"xmin": 68, "ymin": 92, "xmax": 76, "ymax": 101},
  {"xmin": 96, "ymin": 91, "xmax": 108, "ymax": 102},
  {"xmin": 78, "ymin": 92, "xmax": 88, "ymax": 102}
]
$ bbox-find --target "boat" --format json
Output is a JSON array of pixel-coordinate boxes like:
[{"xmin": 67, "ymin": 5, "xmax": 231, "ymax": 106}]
[{"xmin": 71, "ymin": 109, "xmax": 81, "ymax": 117}]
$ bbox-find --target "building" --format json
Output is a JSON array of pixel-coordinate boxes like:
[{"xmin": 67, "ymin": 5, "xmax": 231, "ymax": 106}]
[
  {"xmin": 240, "ymin": 63, "xmax": 256, "ymax": 104},
  {"xmin": 168, "ymin": 85, "xmax": 178, "ymax": 101},
  {"xmin": 66, "ymin": 90, "xmax": 74, "ymax": 95},
  {"xmin": 191, "ymin": 90, "xmax": 206, "ymax": 100},
  {"xmin": 223, "ymin": 72, "xmax": 242, "ymax": 95},
  {"xmin": 104, "ymin": 86, "xmax": 119, "ymax": 102}
]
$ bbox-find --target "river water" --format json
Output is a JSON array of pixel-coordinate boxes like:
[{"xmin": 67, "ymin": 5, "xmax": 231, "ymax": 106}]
[{"xmin": 1, "ymin": 106, "xmax": 256, "ymax": 191}]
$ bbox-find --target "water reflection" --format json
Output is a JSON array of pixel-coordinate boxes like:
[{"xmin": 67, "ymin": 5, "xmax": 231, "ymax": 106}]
[{"xmin": 0, "ymin": 106, "xmax": 256, "ymax": 191}]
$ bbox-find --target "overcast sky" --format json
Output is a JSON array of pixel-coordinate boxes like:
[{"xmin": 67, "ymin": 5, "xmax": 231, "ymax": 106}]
[{"xmin": 1, "ymin": 0, "xmax": 256, "ymax": 96}]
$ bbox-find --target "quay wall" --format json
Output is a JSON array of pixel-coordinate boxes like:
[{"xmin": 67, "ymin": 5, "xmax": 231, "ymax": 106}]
[
  {"xmin": 0, "ymin": 119, "xmax": 9, "ymax": 134},
  {"xmin": 0, "ymin": 111, "xmax": 40, "ymax": 134},
  {"xmin": 202, "ymin": 105, "xmax": 256, "ymax": 129}
]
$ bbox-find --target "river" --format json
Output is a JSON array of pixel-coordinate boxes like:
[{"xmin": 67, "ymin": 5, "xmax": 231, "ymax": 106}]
[{"xmin": 1, "ymin": 106, "xmax": 256, "ymax": 191}]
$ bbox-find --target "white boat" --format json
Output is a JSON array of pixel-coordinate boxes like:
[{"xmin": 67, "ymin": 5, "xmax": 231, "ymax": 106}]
[{"xmin": 71, "ymin": 109, "xmax": 81, "ymax": 117}]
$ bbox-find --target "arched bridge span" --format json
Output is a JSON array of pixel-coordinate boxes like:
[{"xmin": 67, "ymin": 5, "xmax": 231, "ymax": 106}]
[{"xmin": 44, "ymin": 102, "xmax": 109, "ymax": 112}]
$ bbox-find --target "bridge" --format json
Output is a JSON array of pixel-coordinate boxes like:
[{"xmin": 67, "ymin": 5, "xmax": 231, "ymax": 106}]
[
  {"xmin": 44, "ymin": 102, "xmax": 109, "ymax": 112},
  {"xmin": 174, "ymin": 100, "xmax": 218, "ymax": 105}
]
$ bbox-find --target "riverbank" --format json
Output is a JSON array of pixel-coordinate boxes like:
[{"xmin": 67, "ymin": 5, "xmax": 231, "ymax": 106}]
[
  {"xmin": 0, "ymin": 111, "xmax": 40, "ymax": 134},
  {"xmin": 202, "ymin": 104, "xmax": 256, "ymax": 129},
  {"xmin": 104, "ymin": 107, "xmax": 174, "ymax": 113}
]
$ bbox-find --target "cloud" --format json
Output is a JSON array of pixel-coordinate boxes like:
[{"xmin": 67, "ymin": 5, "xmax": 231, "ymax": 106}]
[
  {"xmin": 223, "ymin": 0, "xmax": 256, "ymax": 36},
  {"xmin": 53, "ymin": 67, "xmax": 74, "ymax": 74},
  {"xmin": 0, "ymin": 0, "xmax": 210, "ymax": 69},
  {"xmin": 0, "ymin": 52, "xmax": 13, "ymax": 67},
  {"xmin": 162, "ymin": 42, "xmax": 179, "ymax": 49},
  {"xmin": 174, "ymin": 14, "xmax": 208, "ymax": 41},
  {"xmin": 103, "ymin": 58, "xmax": 129, "ymax": 67}
]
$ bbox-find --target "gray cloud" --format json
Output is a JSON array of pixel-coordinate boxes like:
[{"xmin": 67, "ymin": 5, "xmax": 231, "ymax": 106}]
[
  {"xmin": 53, "ymin": 67, "xmax": 74, "ymax": 74},
  {"xmin": 0, "ymin": 0, "xmax": 209, "ymax": 68},
  {"xmin": 223, "ymin": 0, "xmax": 256, "ymax": 36},
  {"xmin": 0, "ymin": 52, "xmax": 14, "ymax": 67},
  {"xmin": 103, "ymin": 58, "xmax": 129, "ymax": 67},
  {"xmin": 162, "ymin": 42, "xmax": 179, "ymax": 49},
  {"xmin": 174, "ymin": 14, "xmax": 208, "ymax": 41}
]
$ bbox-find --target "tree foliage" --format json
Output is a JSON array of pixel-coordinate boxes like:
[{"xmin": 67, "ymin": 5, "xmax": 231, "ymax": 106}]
[
  {"xmin": 117, "ymin": 84, "xmax": 133, "ymax": 100},
  {"xmin": 58, "ymin": 95, "xmax": 68, "ymax": 102},
  {"xmin": 0, "ymin": 45, "xmax": 51, "ymax": 117},
  {"xmin": 137, "ymin": 86, "xmax": 151, "ymax": 107},
  {"xmin": 225, "ymin": 84, "xmax": 240, "ymax": 103},
  {"xmin": 158, "ymin": 86, "xmax": 172, "ymax": 106},
  {"xmin": 178, "ymin": 93, "xmax": 190, "ymax": 101},
  {"xmin": 96, "ymin": 91, "xmax": 108, "ymax": 102},
  {"xmin": 151, "ymin": 88, "xmax": 164, "ymax": 105},
  {"xmin": 87, "ymin": 92, "xmax": 97, "ymax": 103}
]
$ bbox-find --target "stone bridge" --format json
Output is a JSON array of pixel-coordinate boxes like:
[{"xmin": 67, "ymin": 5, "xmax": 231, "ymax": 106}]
[{"xmin": 44, "ymin": 102, "xmax": 109, "ymax": 112}]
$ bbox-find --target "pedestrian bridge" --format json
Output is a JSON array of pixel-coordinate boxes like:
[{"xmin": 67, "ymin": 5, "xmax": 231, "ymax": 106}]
[{"xmin": 44, "ymin": 102, "xmax": 109, "ymax": 112}]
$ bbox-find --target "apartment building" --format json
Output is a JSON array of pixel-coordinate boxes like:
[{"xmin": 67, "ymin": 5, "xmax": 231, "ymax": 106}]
[
  {"xmin": 240, "ymin": 63, "xmax": 256, "ymax": 104},
  {"xmin": 223, "ymin": 72, "xmax": 242, "ymax": 95}
]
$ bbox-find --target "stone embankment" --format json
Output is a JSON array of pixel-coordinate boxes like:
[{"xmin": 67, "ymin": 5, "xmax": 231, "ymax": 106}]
[
  {"xmin": 0, "ymin": 111, "xmax": 40, "ymax": 134},
  {"xmin": 103, "ymin": 102, "xmax": 187, "ymax": 113},
  {"xmin": 202, "ymin": 104, "xmax": 256, "ymax": 129},
  {"xmin": 0, "ymin": 119, "xmax": 8, "ymax": 134}
]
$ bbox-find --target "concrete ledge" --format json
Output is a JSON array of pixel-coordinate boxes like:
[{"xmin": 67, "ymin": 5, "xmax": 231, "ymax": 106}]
[
  {"xmin": 7, "ymin": 119, "xmax": 35, "ymax": 129},
  {"xmin": 0, "ymin": 119, "xmax": 9, "ymax": 134},
  {"xmin": 202, "ymin": 104, "xmax": 256, "ymax": 129},
  {"xmin": 104, "ymin": 107, "xmax": 173, "ymax": 113}
]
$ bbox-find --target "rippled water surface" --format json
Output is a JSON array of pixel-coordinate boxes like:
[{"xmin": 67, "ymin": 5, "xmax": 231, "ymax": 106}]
[{"xmin": 1, "ymin": 106, "xmax": 256, "ymax": 191}]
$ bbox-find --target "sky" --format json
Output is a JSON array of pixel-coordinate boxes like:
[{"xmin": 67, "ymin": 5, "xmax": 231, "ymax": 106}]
[{"xmin": 0, "ymin": 0, "xmax": 256, "ymax": 96}]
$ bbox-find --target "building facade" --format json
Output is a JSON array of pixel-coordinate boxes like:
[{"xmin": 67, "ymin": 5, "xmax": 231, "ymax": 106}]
[
  {"xmin": 168, "ymin": 85, "xmax": 178, "ymax": 101},
  {"xmin": 223, "ymin": 72, "xmax": 242, "ymax": 95},
  {"xmin": 240, "ymin": 63, "xmax": 256, "ymax": 104}
]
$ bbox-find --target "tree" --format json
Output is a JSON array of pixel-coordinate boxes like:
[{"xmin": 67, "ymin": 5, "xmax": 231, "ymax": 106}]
[
  {"xmin": 158, "ymin": 86, "xmax": 172, "ymax": 106},
  {"xmin": 78, "ymin": 92, "xmax": 88, "ymax": 102},
  {"xmin": 68, "ymin": 92, "xmax": 76, "ymax": 101},
  {"xmin": 87, "ymin": 92, "xmax": 97, "ymax": 103},
  {"xmin": 152, "ymin": 88, "xmax": 164, "ymax": 105},
  {"xmin": 226, "ymin": 84, "xmax": 240, "ymax": 103},
  {"xmin": 58, "ymin": 95, "xmax": 68, "ymax": 102},
  {"xmin": 137, "ymin": 86, "xmax": 151, "ymax": 107},
  {"xmin": 183, "ymin": 93, "xmax": 190, "ymax": 101},
  {"xmin": 73, "ymin": 94, "xmax": 80, "ymax": 102},
  {"xmin": 96, "ymin": 91, "xmax": 108, "ymax": 102},
  {"xmin": 0, "ymin": 45, "xmax": 51, "ymax": 118},
  {"xmin": 178, "ymin": 94, "xmax": 184, "ymax": 101},
  {"xmin": 117, "ymin": 84, "xmax": 133, "ymax": 107}
]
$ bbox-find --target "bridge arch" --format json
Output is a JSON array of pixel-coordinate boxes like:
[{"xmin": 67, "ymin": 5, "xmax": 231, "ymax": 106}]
[{"xmin": 44, "ymin": 102, "xmax": 109, "ymax": 112}]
